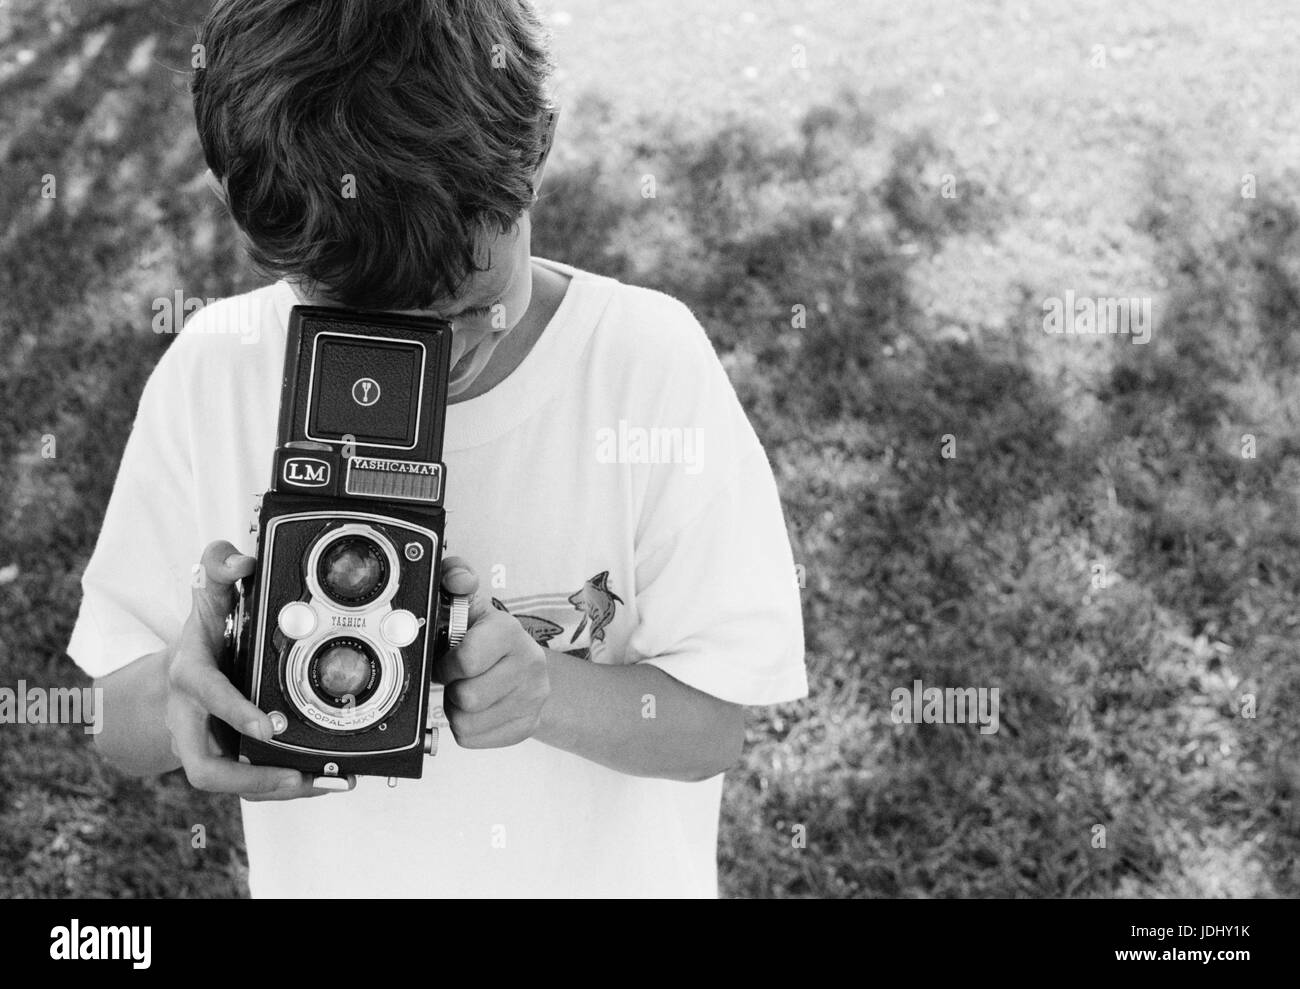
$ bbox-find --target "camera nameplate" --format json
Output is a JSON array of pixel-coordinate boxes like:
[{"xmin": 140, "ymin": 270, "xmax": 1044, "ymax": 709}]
[{"xmin": 344, "ymin": 457, "xmax": 444, "ymax": 503}]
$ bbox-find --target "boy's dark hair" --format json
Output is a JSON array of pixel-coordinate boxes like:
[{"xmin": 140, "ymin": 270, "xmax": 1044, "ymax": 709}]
[{"xmin": 192, "ymin": 0, "xmax": 553, "ymax": 310}]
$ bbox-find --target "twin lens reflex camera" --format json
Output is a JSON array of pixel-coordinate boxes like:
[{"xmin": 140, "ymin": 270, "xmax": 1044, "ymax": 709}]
[{"xmin": 222, "ymin": 306, "xmax": 469, "ymax": 785}]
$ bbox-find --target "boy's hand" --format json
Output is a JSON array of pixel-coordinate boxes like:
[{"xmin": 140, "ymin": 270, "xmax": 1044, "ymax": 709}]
[
  {"xmin": 165, "ymin": 540, "xmax": 352, "ymax": 801},
  {"xmin": 434, "ymin": 558, "xmax": 550, "ymax": 749}
]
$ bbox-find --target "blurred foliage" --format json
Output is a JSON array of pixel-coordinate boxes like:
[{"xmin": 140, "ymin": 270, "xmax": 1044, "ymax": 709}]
[{"xmin": 2, "ymin": 0, "xmax": 1298, "ymax": 898}]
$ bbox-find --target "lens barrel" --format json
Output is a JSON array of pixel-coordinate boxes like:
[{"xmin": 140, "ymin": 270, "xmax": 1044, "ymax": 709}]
[
  {"xmin": 316, "ymin": 534, "xmax": 389, "ymax": 606},
  {"xmin": 308, "ymin": 637, "xmax": 380, "ymax": 708}
]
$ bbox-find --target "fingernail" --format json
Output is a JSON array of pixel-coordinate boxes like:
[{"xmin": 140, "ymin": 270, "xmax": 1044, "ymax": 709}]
[
  {"xmin": 224, "ymin": 553, "xmax": 251, "ymax": 569},
  {"xmin": 276, "ymin": 772, "xmax": 304, "ymax": 790},
  {"xmin": 245, "ymin": 718, "xmax": 271, "ymax": 741},
  {"xmin": 311, "ymin": 776, "xmax": 352, "ymax": 792}
]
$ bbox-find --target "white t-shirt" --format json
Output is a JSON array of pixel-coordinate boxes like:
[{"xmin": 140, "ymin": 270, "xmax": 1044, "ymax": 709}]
[{"xmin": 66, "ymin": 257, "xmax": 807, "ymax": 898}]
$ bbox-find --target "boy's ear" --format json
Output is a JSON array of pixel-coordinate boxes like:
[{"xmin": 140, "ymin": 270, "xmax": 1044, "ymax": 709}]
[{"xmin": 531, "ymin": 105, "xmax": 559, "ymax": 201}]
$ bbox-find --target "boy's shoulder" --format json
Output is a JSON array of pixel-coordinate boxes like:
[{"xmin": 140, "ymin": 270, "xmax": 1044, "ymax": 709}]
[
  {"xmin": 575, "ymin": 267, "xmax": 720, "ymax": 380},
  {"xmin": 593, "ymin": 272, "xmax": 706, "ymax": 341},
  {"xmin": 578, "ymin": 269, "xmax": 761, "ymax": 460},
  {"xmin": 159, "ymin": 282, "xmax": 286, "ymax": 367},
  {"xmin": 137, "ymin": 284, "xmax": 285, "ymax": 412}
]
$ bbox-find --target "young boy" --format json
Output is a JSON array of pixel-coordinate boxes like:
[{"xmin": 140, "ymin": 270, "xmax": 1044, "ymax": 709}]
[{"xmin": 67, "ymin": 0, "xmax": 805, "ymax": 897}]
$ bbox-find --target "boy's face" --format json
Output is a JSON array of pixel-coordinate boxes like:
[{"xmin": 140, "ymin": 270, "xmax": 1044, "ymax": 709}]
[
  {"xmin": 285, "ymin": 209, "xmax": 541, "ymax": 398},
  {"xmin": 286, "ymin": 209, "xmax": 536, "ymax": 336},
  {"xmin": 391, "ymin": 209, "xmax": 536, "ymax": 332}
]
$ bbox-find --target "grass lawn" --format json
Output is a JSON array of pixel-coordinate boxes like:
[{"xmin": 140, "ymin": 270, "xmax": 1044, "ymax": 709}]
[{"xmin": 2, "ymin": 0, "xmax": 1298, "ymax": 896}]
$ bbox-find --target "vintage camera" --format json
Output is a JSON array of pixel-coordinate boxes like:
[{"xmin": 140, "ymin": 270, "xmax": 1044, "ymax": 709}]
[{"xmin": 222, "ymin": 306, "xmax": 468, "ymax": 783}]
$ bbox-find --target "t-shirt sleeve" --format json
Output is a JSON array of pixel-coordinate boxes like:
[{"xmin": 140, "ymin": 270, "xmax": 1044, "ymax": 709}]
[
  {"xmin": 66, "ymin": 345, "xmax": 199, "ymax": 678},
  {"xmin": 626, "ymin": 302, "xmax": 807, "ymax": 706}
]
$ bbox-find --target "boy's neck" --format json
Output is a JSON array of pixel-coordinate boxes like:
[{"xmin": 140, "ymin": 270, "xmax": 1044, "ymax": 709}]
[{"xmin": 448, "ymin": 259, "xmax": 570, "ymax": 404}]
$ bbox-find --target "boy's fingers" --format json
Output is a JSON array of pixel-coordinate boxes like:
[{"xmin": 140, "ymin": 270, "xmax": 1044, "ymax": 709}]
[
  {"xmin": 432, "ymin": 614, "xmax": 512, "ymax": 684},
  {"xmin": 171, "ymin": 655, "xmax": 272, "ymax": 741},
  {"xmin": 170, "ymin": 711, "xmax": 296, "ymax": 795},
  {"xmin": 241, "ymin": 775, "xmax": 357, "ymax": 802},
  {"xmin": 191, "ymin": 541, "xmax": 255, "ymax": 607},
  {"xmin": 198, "ymin": 540, "xmax": 256, "ymax": 590},
  {"xmin": 432, "ymin": 647, "xmax": 467, "ymax": 685},
  {"xmin": 465, "ymin": 589, "xmax": 492, "ymax": 625},
  {"xmin": 444, "ymin": 659, "xmax": 516, "ymax": 713},
  {"xmin": 447, "ymin": 708, "xmax": 537, "ymax": 750},
  {"xmin": 172, "ymin": 708, "xmax": 353, "ymax": 799},
  {"xmin": 440, "ymin": 555, "xmax": 479, "ymax": 596},
  {"xmin": 437, "ymin": 559, "xmax": 491, "ymax": 644},
  {"xmin": 189, "ymin": 542, "xmax": 255, "ymax": 639}
]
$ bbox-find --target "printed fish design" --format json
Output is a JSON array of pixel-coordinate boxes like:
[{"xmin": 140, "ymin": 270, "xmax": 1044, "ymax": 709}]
[
  {"xmin": 568, "ymin": 571, "xmax": 623, "ymax": 645},
  {"xmin": 491, "ymin": 598, "xmax": 564, "ymax": 647}
]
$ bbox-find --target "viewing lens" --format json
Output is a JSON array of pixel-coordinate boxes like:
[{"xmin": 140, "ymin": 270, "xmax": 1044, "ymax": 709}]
[{"xmin": 317, "ymin": 535, "xmax": 388, "ymax": 606}]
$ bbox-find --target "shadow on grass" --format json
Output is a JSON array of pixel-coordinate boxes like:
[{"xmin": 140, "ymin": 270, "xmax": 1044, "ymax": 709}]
[{"xmin": 536, "ymin": 91, "xmax": 1300, "ymax": 896}]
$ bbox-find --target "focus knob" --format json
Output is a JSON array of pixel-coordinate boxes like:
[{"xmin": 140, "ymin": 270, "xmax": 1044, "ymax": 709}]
[{"xmin": 447, "ymin": 594, "xmax": 470, "ymax": 648}]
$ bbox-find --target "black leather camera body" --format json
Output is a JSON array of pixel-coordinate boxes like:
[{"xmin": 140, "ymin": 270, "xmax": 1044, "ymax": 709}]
[{"xmin": 223, "ymin": 305, "xmax": 468, "ymax": 782}]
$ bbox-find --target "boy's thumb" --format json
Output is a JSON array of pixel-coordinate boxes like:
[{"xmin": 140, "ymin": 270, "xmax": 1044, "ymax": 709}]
[{"xmin": 192, "ymin": 540, "xmax": 256, "ymax": 599}]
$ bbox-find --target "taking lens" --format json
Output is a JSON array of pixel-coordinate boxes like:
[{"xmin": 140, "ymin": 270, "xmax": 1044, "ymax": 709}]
[
  {"xmin": 308, "ymin": 637, "xmax": 380, "ymax": 708},
  {"xmin": 316, "ymin": 534, "xmax": 389, "ymax": 606}
]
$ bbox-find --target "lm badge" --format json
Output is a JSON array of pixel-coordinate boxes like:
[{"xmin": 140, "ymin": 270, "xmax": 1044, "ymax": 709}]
[{"xmin": 283, "ymin": 456, "xmax": 331, "ymax": 488}]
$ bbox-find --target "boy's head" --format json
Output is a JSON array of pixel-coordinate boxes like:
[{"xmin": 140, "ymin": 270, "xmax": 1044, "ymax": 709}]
[{"xmin": 192, "ymin": 0, "xmax": 555, "ymax": 314}]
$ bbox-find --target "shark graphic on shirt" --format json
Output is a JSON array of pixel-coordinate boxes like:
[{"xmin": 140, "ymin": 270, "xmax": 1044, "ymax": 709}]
[
  {"xmin": 491, "ymin": 598, "xmax": 564, "ymax": 647},
  {"xmin": 568, "ymin": 571, "xmax": 623, "ymax": 645},
  {"xmin": 490, "ymin": 571, "xmax": 625, "ymax": 660}
]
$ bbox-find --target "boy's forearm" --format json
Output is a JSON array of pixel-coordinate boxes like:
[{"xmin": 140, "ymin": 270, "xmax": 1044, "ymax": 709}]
[
  {"xmin": 94, "ymin": 649, "xmax": 182, "ymax": 777},
  {"xmin": 96, "ymin": 645, "xmax": 745, "ymax": 783},
  {"xmin": 533, "ymin": 649, "xmax": 744, "ymax": 782}
]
